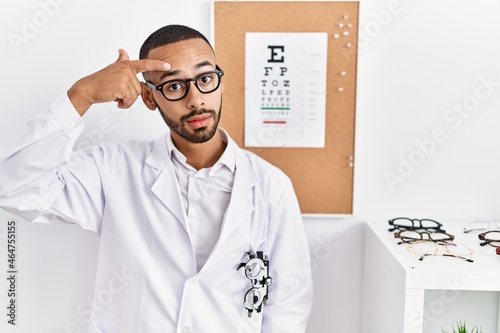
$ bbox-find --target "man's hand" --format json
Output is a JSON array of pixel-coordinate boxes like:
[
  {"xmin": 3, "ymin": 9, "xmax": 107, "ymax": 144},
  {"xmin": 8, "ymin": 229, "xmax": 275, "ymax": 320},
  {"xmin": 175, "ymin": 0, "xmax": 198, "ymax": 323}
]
[{"xmin": 67, "ymin": 49, "xmax": 170, "ymax": 116}]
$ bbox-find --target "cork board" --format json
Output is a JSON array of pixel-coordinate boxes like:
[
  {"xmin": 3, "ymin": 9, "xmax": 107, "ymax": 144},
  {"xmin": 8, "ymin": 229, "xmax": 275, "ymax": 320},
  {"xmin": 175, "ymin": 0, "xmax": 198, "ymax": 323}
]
[{"xmin": 214, "ymin": 1, "xmax": 358, "ymax": 214}]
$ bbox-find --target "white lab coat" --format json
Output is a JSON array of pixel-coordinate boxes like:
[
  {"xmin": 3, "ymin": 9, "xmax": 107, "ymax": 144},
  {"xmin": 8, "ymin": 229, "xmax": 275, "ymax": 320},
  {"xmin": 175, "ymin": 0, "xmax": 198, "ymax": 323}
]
[{"xmin": 0, "ymin": 95, "xmax": 313, "ymax": 333}]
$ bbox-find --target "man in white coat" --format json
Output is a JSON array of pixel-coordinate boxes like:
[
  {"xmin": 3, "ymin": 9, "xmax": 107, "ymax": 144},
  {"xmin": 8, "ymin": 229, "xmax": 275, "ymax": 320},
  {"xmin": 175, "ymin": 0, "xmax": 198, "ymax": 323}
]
[{"xmin": 0, "ymin": 25, "xmax": 313, "ymax": 332}]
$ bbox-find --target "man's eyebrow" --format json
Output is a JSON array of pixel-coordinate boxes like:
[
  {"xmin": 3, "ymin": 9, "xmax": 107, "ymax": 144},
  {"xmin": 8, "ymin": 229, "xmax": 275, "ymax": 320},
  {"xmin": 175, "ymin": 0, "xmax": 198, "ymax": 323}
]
[
  {"xmin": 158, "ymin": 61, "xmax": 214, "ymax": 80},
  {"xmin": 194, "ymin": 61, "xmax": 213, "ymax": 70},
  {"xmin": 159, "ymin": 69, "xmax": 181, "ymax": 81}
]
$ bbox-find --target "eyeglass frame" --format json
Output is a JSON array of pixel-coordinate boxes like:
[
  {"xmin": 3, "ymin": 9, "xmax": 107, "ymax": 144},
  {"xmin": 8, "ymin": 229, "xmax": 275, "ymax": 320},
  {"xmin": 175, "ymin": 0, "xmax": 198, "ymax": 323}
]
[
  {"xmin": 145, "ymin": 65, "xmax": 224, "ymax": 102},
  {"xmin": 393, "ymin": 229, "xmax": 455, "ymax": 245},
  {"xmin": 407, "ymin": 240, "xmax": 474, "ymax": 263},
  {"xmin": 478, "ymin": 230, "xmax": 500, "ymax": 247},
  {"xmin": 463, "ymin": 220, "xmax": 500, "ymax": 234},
  {"xmin": 388, "ymin": 217, "xmax": 444, "ymax": 232}
]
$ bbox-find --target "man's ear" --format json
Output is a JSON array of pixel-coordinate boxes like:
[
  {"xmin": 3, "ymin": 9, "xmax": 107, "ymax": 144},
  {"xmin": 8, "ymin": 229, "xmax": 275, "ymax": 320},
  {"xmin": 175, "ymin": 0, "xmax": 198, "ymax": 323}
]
[{"xmin": 140, "ymin": 82, "xmax": 157, "ymax": 111}]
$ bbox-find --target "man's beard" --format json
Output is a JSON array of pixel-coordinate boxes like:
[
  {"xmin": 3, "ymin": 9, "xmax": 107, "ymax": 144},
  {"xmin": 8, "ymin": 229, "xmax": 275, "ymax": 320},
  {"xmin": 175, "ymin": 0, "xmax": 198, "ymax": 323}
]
[{"xmin": 156, "ymin": 101, "xmax": 222, "ymax": 144}]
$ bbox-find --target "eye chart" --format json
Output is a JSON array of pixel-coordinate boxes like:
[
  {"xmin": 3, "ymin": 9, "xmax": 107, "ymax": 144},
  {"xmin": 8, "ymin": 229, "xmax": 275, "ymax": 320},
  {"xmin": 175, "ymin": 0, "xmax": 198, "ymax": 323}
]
[{"xmin": 244, "ymin": 32, "xmax": 328, "ymax": 148}]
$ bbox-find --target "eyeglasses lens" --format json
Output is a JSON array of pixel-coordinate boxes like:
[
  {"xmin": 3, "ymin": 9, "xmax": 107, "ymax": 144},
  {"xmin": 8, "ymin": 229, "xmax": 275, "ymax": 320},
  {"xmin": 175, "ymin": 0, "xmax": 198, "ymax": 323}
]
[
  {"xmin": 445, "ymin": 242, "xmax": 472, "ymax": 258},
  {"xmin": 397, "ymin": 230, "xmax": 420, "ymax": 243},
  {"xmin": 419, "ymin": 219, "xmax": 440, "ymax": 229},
  {"xmin": 430, "ymin": 232, "xmax": 453, "ymax": 242},
  {"xmin": 245, "ymin": 261, "xmax": 263, "ymax": 280},
  {"xmin": 245, "ymin": 288, "xmax": 263, "ymax": 306},
  {"xmin": 392, "ymin": 218, "xmax": 413, "ymax": 228},
  {"xmin": 410, "ymin": 241, "xmax": 437, "ymax": 256},
  {"xmin": 163, "ymin": 72, "xmax": 220, "ymax": 100},
  {"xmin": 482, "ymin": 231, "xmax": 500, "ymax": 246}
]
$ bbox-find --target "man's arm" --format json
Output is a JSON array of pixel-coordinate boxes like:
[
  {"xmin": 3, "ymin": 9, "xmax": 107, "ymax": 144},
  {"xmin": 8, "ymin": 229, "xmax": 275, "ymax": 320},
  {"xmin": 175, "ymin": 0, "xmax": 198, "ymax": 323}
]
[{"xmin": 0, "ymin": 50, "xmax": 170, "ymax": 230}]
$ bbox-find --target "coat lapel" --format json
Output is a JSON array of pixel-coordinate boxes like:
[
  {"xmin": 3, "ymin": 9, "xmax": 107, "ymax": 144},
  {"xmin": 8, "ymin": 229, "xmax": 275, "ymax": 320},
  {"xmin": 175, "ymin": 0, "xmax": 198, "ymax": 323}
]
[
  {"xmin": 201, "ymin": 148, "xmax": 260, "ymax": 271},
  {"xmin": 219, "ymin": 162, "xmax": 258, "ymax": 241},
  {"xmin": 145, "ymin": 135, "xmax": 187, "ymax": 229}
]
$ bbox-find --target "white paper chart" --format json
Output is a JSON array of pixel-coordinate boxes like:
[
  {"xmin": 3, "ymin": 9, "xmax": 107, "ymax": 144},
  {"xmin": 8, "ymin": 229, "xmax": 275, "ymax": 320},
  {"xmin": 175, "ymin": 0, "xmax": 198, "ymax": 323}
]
[{"xmin": 244, "ymin": 32, "xmax": 328, "ymax": 148}]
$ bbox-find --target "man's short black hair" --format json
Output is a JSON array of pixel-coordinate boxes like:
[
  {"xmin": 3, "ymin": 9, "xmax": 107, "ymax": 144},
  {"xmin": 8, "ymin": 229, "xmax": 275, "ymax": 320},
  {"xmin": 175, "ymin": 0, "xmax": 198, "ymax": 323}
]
[{"xmin": 139, "ymin": 24, "xmax": 212, "ymax": 60}]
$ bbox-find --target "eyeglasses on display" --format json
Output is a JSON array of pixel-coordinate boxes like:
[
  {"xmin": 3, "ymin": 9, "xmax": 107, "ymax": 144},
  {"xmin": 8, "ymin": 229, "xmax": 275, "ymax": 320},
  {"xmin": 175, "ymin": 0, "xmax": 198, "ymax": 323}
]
[
  {"xmin": 478, "ymin": 230, "xmax": 500, "ymax": 247},
  {"xmin": 388, "ymin": 217, "xmax": 444, "ymax": 232},
  {"xmin": 463, "ymin": 220, "xmax": 500, "ymax": 234},
  {"xmin": 145, "ymin": 65, "xmax": 224, "ymax": 101},
  {"xmin": 393, "ymin": 229, "xmax": 455, "ymax": 245},
  {"xmin": 407, "ymin": 240, "xmax": 474, "ymax": 263}
]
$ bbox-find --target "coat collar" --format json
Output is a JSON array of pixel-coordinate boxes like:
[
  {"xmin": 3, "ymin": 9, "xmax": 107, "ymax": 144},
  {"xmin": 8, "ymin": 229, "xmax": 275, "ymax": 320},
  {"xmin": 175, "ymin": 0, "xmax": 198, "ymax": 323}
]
[{"xmin": 144, "ymin": 129, "xmax": 260, "ymax": 244}]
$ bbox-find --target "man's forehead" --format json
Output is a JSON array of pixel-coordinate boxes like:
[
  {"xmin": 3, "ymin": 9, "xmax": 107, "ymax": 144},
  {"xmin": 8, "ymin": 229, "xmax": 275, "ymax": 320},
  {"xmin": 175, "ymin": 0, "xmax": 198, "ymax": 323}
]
[
  {"xmin": 146, "ymin": 38, "xmax": 215, "ymax": 61},
  {"xmin": 157, "ymin": 61, "xmax": 214, "ymax": 80}
]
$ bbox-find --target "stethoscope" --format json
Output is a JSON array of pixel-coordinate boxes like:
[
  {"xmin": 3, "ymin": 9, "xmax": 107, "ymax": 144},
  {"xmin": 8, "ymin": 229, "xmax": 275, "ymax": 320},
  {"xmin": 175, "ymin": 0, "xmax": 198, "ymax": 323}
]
[{"xmin": 237, "ymin": 250, "xmax": 273, "ymax": 317}]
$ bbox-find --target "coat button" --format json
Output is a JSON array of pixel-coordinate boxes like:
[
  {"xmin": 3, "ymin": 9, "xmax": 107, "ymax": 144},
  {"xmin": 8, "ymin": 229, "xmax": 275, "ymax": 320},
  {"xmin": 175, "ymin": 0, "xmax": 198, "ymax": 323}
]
[{"xmin": 182, "ymin": 326, "xmax": 192, "ymax": 333}]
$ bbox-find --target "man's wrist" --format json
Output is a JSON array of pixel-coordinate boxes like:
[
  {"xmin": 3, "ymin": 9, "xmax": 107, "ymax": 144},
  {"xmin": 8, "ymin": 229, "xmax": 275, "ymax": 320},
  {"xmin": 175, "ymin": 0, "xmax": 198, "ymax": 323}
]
[{"xmin": 67, "ymin": 82, "xmax": 92, "ymax": 116}]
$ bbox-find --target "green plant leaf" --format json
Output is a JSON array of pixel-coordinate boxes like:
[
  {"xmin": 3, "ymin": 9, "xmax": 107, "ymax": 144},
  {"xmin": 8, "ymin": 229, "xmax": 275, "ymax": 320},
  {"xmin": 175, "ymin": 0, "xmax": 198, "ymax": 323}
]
[{"xmin": 442, "ymin": 320, "xmax": 482, "ymax": 333}]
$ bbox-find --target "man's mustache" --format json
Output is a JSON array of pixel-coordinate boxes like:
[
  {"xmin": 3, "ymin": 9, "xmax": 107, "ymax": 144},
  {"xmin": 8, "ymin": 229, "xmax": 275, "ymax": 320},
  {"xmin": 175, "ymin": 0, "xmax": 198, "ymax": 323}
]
[{"xmin": 180, "ymin": 109, "xmax": 216, "ymax": 122}]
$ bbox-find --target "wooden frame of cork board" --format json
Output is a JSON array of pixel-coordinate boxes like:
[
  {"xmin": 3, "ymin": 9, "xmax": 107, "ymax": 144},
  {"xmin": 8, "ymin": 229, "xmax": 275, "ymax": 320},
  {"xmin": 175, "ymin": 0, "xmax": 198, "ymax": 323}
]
[{"xmin": 214, "ymin": 1, "xmax": 358, "ymax": 214}]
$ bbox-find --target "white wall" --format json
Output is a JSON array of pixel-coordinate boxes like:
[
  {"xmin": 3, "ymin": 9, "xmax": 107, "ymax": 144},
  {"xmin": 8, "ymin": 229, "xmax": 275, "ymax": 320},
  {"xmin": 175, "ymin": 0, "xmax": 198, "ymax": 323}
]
[{"xmin": 354, "ymin": 0, "xmax": 500, "ymax": 221}]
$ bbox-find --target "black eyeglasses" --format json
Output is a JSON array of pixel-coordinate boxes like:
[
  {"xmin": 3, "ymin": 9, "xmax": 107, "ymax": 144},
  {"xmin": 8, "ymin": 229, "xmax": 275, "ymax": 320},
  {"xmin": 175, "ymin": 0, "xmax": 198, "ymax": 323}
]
[
  {"xmin": 394, "ymin": 230, "xmax": 455, "ymax": 245},
  {"xmin": 478, "ymin": 230, "xmax": 500, "ymax": 247},
  {"xmin": 388, "ymin": 217, "xmax": 444, "ymax": 232},
  {"xmin": 145, "ymin": 65, "xmax": 224, "ymax": 101}
]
